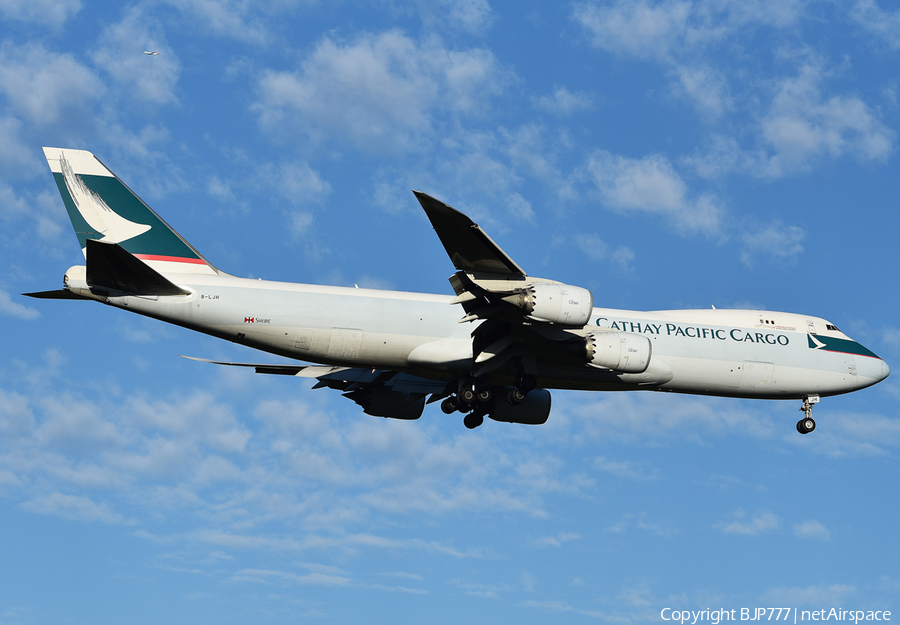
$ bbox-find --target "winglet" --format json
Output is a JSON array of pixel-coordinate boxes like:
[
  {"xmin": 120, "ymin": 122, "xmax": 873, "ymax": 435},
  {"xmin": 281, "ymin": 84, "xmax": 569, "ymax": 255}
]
[{"xmin": 413, "ymin": 191, "xmax": 525, "ymax": 276}]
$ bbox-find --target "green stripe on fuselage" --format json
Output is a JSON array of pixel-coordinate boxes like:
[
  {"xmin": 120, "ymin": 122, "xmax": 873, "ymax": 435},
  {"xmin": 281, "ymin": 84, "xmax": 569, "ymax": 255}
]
[
  {"xmin": 808, "ymin": 334, "xmax": 879, "ymax": 358},
  {"xmin": 52, "ymin": 172, "xmax": 201, "ymax": 260}
]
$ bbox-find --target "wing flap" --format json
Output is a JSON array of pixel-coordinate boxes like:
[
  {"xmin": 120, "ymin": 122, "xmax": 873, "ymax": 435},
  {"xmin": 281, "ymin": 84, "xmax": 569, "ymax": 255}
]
[{"xmin": 182, "ymin": 355, "xmax": 449, "ymax": 420}]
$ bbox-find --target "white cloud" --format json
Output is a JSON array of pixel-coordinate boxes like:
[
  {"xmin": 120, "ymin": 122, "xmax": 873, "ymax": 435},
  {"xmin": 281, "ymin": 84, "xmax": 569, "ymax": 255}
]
[
  {"xmin": 786, "ymin": 410, "xmax": 900, "ymax": 458},
  {"xmin": 740, "ymin": 220, "xmax": 806, "ymax": 267},
  {"xmin": 254, "ymin": 31, "xmax": 509, "ymax": 153},
  {"xmin": 759, "ymin": 63, "xmax": 894, "ymax": 176},
  {"xmin": 761, "ymin": 583, "xmax": 855, "ymax": 606},
  {"xmin": 573, "ymin": 0, "xmax": 805, "ymax": 62},
  {"xmin": 0, "ymin": 183, "xmax": 67, "ymax": 242},
  {"xmin": 126, "ymin": 392, "xmax": 251, "ymax": 453},
  {"xmin": 207, "ymin": 175, "xmax": 236, "ymax": 202},
  {"xmin": 157, "ymin": 0, "xmax": 270, "ymax": 44},
  {"xmin": 36, "ymin": 394, "xmax": 127, "ymax": 453},
  {"xmin": 0, "ymin": 288, "xmax": 40, "ymax": 320},
  {"xmin": 608, "ymin": 512, "xmax": 675, "ymax": 537},
  {"xmin": 21, "ymin": 492, "xmax": 129, "ymax": 524},
  {"xmin": 593, "ymin": 455, "xmax": 658, "ymax": 481},
  {"xmin": 228, "ymin": 567, "xmax": 353, "ymax": 587},
  {"xmin": 535, "ymin": 532, "xmax": 581, "ymax": 548},
  {"xmin": 373, "ymin": 125, "xmax": 549, "ymax": 229},
  {"xmin": 256, "ymin": 159, "xmax": 331, "ymax": 207},
  {"xmin": 533, "ymin": 86, "xmax": 593, "ymax": 116},
  {"xmin": 851, "ymin": 0, "xmax": 900, "ymax": 49},
  {"xmin": 682, "ymin": 135, "xmax": 745, "ymax": 179},
  {"xmin": 566, "ymin": 392, "xmax": 779, "ymax": 443},
  {"xmin": 582, "ymin": 151, "xmax": 724, "ymax": 235},
  {"xmin": 0, "ymin": 42, "xmax": 103, "ymax": 128},
  {"xmin": 573, "ymin": 0, "xmax": 693, "ymax": 63},
  {"xmin": 718, "ymin": 509, "xmax": 779, "ymax": 535},
  {"xmin": 0, "ymin": 0, "xmax": 81, "ymax": 29},
  {"xmin": 412, "ymin": 0, "xmax": 494, "ymax": 34},
  {"xmin": 794, "ymin": 520, "xmax": 831, "ymax": 541},
  {"xmin": 91, "ymin": 7, "xmax": 181, "ymax": 105},
  {"xmin": 574, "ymin": 233, "xmax": 635, "ymax": 269},
  {"xmin": 574, "ymin": 1, "xmax": 893, "ymax": 164},
  {"xmin": 671, "ymin": 63, "xmax": 732, "ymax": 119},
  {"xmin": 0, "ymin": 389, "xmax": 35, "ymax": 436}
]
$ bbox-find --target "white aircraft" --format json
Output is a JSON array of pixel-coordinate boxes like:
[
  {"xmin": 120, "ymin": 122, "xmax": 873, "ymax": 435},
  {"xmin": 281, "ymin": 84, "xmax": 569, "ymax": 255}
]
[
  {"xmin": 28, "ymin": 147, "xmax": 889, "ymax": 434},
  {"xmin": 143, "ymin": 51, "xmax": 160, "ymax": 56}
]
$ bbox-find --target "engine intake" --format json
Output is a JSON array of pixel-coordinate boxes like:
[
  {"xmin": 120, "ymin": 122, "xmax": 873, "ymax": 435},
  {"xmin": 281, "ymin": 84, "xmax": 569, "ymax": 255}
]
[
  {"xmin": 501, "ymin": 283, "xmax": 593, "ymax": 327},
  {"xmin": 585, "ymin": 331, "xmax": 651, "ymax": 374}
]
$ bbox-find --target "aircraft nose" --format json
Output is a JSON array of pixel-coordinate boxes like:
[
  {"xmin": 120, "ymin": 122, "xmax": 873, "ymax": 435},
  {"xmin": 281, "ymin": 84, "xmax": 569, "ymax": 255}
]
[{"xmin": 858, "ymin": 355, "xmax": 890, "ymax": 386}]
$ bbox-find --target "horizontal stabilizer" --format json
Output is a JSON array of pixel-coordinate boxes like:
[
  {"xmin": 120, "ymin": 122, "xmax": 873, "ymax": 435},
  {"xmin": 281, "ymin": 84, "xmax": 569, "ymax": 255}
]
[
  {"xmin": 87, "ymin": 238, "xmax": 189, "ymax": 296},
  {"xmin": 23, "ymin": 289, "xmax": 90, "ymax": 300},
  {"xmin": 414, "ymin": 191, "xmax": 525, "ymax": 276}
]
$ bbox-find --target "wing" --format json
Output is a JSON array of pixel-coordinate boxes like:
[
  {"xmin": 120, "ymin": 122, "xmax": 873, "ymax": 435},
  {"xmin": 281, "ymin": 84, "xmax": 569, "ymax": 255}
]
[
  {"xmin": 413, "ymin": 191, "xmax": 525, "ymax": 275},
  {"xmin": 181, "ymin": 356, "xmax": 450, "ymax": 420},
  {"xmin": 414, "ymin": 191, "xmax": 593, "ymax": 328},
  {"xmin": 413, "ymin": 192, "xmax": 598, "ymax": 374}
]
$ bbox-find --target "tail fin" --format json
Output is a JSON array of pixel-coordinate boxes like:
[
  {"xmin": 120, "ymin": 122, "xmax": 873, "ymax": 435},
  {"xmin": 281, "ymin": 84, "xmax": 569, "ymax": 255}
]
[{"xmin": 43, "ymin": 147, "xmax": 218, "ymax": 276}]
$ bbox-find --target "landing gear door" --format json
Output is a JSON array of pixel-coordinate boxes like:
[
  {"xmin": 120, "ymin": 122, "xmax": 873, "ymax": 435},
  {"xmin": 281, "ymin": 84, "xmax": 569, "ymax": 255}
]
[{"xmin": 739, "ymin": 361, "xmax": 775, "ymax": 391}]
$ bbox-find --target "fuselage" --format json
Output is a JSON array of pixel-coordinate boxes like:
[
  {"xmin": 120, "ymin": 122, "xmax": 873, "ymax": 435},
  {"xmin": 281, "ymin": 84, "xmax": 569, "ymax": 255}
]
[{"xmin": 67, "ymin": 268, "xmax": 890, "ymax": 401}]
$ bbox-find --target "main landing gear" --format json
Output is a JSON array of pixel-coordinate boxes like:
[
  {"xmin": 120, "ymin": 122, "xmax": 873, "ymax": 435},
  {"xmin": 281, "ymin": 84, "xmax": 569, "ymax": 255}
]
[
  {"xmin": 796, "ymin": 395, "xmax": 820, "ymax": 435},
  {"xmin": 440, "ymin": 374, "xmax": 538, "ymax": 429}
]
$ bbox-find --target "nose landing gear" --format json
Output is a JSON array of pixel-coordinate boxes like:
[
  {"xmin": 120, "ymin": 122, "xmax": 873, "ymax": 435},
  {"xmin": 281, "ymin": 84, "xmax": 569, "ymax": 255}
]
[{"xmin": 796, "ymin": 395, "xmax": 819, "ymax": 434}]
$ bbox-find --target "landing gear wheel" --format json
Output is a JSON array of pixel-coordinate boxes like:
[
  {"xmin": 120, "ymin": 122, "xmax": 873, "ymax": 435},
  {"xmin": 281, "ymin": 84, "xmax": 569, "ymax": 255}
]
[
  {"xmin": 477, "ymin": 388, "xmax": 493, "ymax": 403},
  {"xmin": 463, "ymin": 412, "xmax": 485, "ymax": 429},
  {"xmin": 516, "ymin": 374, "xmax": 537, "ymax": 394},
  {"xmin": 797, "ymin": 395, "xmax": 820, "ymax": 435},
  {"xmin": 508, "ymin": 388, "xmax": 527, "ymax": 406},
  {"xmin": 441, "ymin": 397, "xmax": 459, "ymax": 415},
  {"xmin": 459, "ymin": 388, "xmax": 476, "ymax": 405}
]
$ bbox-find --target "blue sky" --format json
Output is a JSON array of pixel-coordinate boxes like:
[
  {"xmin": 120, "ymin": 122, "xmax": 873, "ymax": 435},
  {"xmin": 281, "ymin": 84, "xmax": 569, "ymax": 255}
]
[{"xmin": 1, "ymin": 0, "xmax": 900, "ymax": 622}]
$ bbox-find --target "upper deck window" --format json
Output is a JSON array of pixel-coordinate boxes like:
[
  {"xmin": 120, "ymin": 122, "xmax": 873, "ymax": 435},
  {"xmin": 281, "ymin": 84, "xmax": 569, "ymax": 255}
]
[{"xmin": 826, "ymin": 324, "xmax": 840, "ymax": 332}]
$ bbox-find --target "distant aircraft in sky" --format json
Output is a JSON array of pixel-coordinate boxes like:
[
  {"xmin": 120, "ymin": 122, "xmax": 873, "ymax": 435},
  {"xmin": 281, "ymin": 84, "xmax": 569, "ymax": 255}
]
[
  {"xmin": 27, "ymin": 148, "xmax": 890, "ymax": 433},
  {"xmin": 143, "ymin": 51, "xmax": 160, "ymax": 55}
]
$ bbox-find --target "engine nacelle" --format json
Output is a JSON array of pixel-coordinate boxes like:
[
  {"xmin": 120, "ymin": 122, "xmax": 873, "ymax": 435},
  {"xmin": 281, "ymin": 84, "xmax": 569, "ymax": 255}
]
[
  {"xmin": 585, "ymin": 331, "xmax": 651, "ymax": 374},
  {"xmin": 344, "ymin": 387, "xmax": 425, "ymax": 420},
  {"xmin": 63, "ymin": 265, "xmax": 94, "ymax": 299},
  {"xmin": 487, "ymin": 388, "xmax": 551, "ymax": 425},
  {"xmin": 501, "ymin": 283, "xmax": 593, "ymax": 327}
]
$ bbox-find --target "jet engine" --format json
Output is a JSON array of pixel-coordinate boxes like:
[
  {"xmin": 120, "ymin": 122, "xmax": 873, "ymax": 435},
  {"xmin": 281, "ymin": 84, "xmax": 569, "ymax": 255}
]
[
  {"xmin": 501, "ymin": 283, "xmax": 593, "ymax": 327},
  {"xmin": 585, "ymin": 331, "xmax": 651, "ymax": 374},
  {"xmin": 487, "ymin": 388, "xmax": 551, "ymax": 425},
  {"xmin": 344, "ymin": 386, "xmax": 425, "ymax": 420}
]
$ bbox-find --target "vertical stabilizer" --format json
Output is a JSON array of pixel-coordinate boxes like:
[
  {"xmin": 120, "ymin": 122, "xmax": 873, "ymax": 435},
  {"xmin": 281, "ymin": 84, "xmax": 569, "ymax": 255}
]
[{"xmin": 43, "ymin": 147, "xmax": 218, "ymax": 276}]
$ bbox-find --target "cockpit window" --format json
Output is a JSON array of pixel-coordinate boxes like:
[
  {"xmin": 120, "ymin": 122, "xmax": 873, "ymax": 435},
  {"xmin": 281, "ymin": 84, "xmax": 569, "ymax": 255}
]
[{"xmin": 826, "ymin": 324, "xmax": 840, "ymax": 332}]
